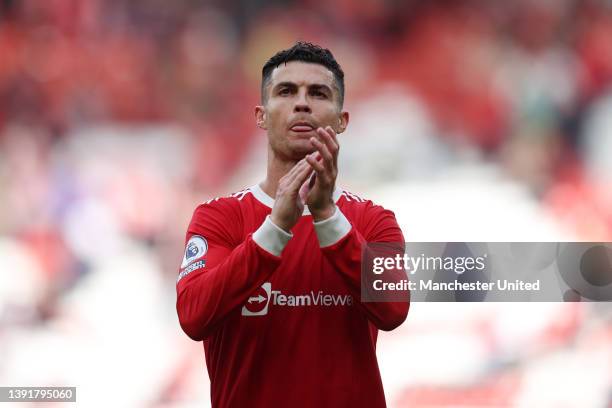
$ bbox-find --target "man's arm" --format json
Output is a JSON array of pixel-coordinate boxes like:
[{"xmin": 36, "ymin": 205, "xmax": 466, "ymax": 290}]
[
  {"xmin": 305, "ymin": 126, "xmax": 409, "ymax": 331},
  {"xmin": 176, "ymin": 202, "xmax": 288, "ymax": 341},
  {"xmin": 314, "ymin": 205, "xmax": 409, "ymax": 331},
  {"xmin": 176, "ymin": 158, "xmax": 315, "ymax": 341}
]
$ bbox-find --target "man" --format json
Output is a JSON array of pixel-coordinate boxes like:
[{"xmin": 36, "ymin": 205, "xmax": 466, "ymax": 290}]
[{"xmin": 176, "ymin": 41, "xmax": 409, "ymax": 407}]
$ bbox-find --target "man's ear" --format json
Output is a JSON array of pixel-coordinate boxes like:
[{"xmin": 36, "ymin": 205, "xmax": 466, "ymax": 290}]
[
  {"xmin": 336, "ymin": 111, "xmax": 349, "ymax": 134},
  {"xmin": 255, "ymin": 106, "xmax": 267, "ymax": 130}
]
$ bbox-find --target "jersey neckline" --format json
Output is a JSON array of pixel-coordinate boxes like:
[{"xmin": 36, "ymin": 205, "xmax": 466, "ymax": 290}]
[{"xmin": 249, "ymin": 183, "xmax": 342, "ymax": 216}]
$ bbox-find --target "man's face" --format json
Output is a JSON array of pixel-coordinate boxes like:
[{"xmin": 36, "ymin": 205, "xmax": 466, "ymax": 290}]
[{"xmin": 256, "ymin": 61, "xmax": 349, "ymax": 161}]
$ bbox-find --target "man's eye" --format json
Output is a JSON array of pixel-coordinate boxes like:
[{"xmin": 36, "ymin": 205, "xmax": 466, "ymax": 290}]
[
  {"xmin": 312, "ymin": 91, "xmax": 327, "ymax": 98},
  {"xmin": 279, "ymin": 88, "xmax": 291, "ymax": 95}
]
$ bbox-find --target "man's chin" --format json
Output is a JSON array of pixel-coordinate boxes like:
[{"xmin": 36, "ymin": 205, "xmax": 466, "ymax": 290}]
[
  {"xmin": 287, "ymin": 141, "xmax": 316, "ymax": 159},
  {"xmin": 271, "ymin": 138, "xmax": 316, "ymax": 161}
]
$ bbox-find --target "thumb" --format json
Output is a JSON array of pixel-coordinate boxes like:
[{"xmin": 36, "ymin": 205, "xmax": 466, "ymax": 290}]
[{"xmin": 299, "ymin": 172, "xmax": 315, "ymax": 202}]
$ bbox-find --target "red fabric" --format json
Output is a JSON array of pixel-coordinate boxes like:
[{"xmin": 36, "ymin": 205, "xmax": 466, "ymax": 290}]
[{"xmin": 176, "ymin": 188, "xmax": 409, "ymax": 408}]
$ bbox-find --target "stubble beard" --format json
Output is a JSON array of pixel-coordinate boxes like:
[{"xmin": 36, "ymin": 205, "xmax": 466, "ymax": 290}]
[{"xmin": 269, "ymin": 131, "xmax": 316, "ymax": 162}]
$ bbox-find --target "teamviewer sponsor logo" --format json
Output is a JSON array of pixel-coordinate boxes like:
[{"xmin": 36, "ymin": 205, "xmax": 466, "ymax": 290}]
[
  {"xmin": 242, "ymin": 282, "xmax": 353, "ymax": 317},
  {"xmin": 242, "ymin": 282, "xmax": 272, "ymax": 316}
]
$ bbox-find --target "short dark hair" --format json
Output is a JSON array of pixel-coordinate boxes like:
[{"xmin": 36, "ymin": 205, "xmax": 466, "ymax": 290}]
[{"xmin": 261, "ymin": 41, "xmax": 345, "ymax": 108}]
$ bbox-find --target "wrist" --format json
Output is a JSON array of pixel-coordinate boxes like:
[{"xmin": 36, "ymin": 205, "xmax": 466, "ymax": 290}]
[
  {"xmin": 311, "ymin": 204, "xmax": 336, "ymax": 222},
  {"xmin": 269, "ymin": 214, "xmax": 292, "ymax": 234},
  {"xmin": 312, "ymin": 206, "xmax": 351, "ymax": 247},
  {"xmin": 253, "ymin": 216, "xmax": 293, "ymax": 256}
]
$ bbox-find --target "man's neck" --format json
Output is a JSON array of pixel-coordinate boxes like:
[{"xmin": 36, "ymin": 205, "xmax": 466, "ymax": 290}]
[
  {"xmin": 259, "ymin": 146, "xmax": 302, "ymax": 198},
  {"xmin": 259, "ymin": 162, "xmax": 296, "ymax": 199}
]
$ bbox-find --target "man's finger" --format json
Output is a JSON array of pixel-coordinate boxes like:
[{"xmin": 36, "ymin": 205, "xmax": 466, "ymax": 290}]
[
  {"xmin": 288, "ymin": 156, "xmax": 315, "ymax": 191},
  {"xmin": 316, "ymin": 127, "xmax": 339, "ymax": 156},
  {"xmin": 306, "ymin": 150, "xmax": 326, "ymax": 174},
  {"xmin": 299, "ymin": 173, "xmax": 315, "ymax": 202},
  {"xmin": 325, "ymin": 125, "xmax": 339, "ymax": 147},
  {"xmin": 281, "ymin": 158, "xmax": 309, "ymax": 185},
  {"xmin": 310, "ymin": 137, "xmax": 333, "ymax": 171},
  {"xmin": 325, "ymin": 126, "xmax": 340, "ymax": 166},
  {"xmin": 288, "ymin": 157, "xmax": 308, "ymax": 177},
  {"xmin": 308, "ymin": 172, "xmax": 316, "ymax": 189},
  {"xmin": 315, "ymin": 127, "xmax": 339, "ymax": 169}
]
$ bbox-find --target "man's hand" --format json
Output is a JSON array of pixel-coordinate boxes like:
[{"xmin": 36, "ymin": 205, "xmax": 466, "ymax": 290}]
[
  {"xmin": 270, "ymin": 157, "xmax": 315, "ymax": 232},
  {"xmin": 305, "ymin": 126, "xmax": 339, "ymax": 222}
]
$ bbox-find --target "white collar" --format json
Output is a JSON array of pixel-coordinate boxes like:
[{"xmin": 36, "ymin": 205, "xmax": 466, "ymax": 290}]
[{"xmin": 249, "ymin": 183, "xmax": 342, "ymax": 216}]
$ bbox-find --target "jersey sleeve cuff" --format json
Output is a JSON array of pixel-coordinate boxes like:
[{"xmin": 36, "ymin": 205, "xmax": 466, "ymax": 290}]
[
  {"xmin": 313, "ymin": 206, "xmax": 352, "ymax": 248},
  {"xmin": 253, "ymin": 215, "xmax": 293, "ymax": 256}
]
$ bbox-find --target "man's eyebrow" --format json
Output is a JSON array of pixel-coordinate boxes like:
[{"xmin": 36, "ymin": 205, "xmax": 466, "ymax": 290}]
[
  {"xmin": 309, "ymin": 84, "xmax": 333, "ymax": 93},
  {"xmin": 273, "ymin": 81, "xmax": 297, "ymax": 90},
  {"xmin": 272, "ymin": 82, "xmax": 334, "ymax": 92}
]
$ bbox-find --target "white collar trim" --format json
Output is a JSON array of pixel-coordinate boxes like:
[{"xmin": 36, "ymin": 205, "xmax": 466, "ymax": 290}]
[{"xmin": 249, "ymin": 183, "xmax": 342, "ymax": 216}]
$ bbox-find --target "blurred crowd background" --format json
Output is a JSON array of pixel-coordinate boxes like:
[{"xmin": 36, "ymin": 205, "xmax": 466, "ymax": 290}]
[{"xmin": 1, "ymin": 0, "xmax": 611, "ymax": 407}]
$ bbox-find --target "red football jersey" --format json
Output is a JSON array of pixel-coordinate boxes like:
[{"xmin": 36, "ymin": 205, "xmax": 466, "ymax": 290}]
[{"xmin": 176, "ymin": 184, "xmax": 409, "ymax": 407}]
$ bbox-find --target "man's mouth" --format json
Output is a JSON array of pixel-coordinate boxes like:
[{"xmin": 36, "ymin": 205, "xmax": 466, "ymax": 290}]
[{"xmin": 290, "ymin": 123, "xmax": 315, "ymax": 132}]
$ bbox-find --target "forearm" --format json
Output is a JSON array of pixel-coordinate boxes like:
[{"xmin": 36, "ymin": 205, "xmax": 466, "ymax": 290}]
[
  {"xmin": 176, "ymin": 217, "xmax": 290, "ymax": 340},
  {"xmin": 314, "ymin": 208, "xmax": 409, "ymax": 331}
]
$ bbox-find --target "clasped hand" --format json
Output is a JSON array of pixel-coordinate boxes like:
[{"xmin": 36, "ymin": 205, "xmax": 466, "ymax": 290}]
[{"xmin": 270, "ymin": 126, "xmax": 339, "ymax": 232}]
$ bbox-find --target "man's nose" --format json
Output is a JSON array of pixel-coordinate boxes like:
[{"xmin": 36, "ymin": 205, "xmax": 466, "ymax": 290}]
[{"xmin": 294, "ymin": 91, "xmax": 311, "ymax": 113}]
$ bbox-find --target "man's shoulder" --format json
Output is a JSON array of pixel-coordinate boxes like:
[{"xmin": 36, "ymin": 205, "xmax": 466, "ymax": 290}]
[
  {"xmin": 200, "ymin": 187, "xmax": 252, "ymax": 206},
  {"xmin": 337, "ymin": 188, "xmax": 397, "ymax": 221},
  {"xmin": 193, "ymin": 187, "xmax": 254, "ymax": 217},
  {"xmin": 338, "ymin": 189, "xmax": 369, "ymax": 205},
  {"xmin": 338, "ymin": 189, "xmax": 385, "ymax": 211},
  {"xmin": 338, "ymin": 188, "xmax": 403, "ymax": 239}
]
